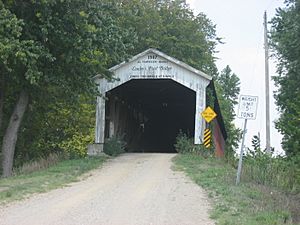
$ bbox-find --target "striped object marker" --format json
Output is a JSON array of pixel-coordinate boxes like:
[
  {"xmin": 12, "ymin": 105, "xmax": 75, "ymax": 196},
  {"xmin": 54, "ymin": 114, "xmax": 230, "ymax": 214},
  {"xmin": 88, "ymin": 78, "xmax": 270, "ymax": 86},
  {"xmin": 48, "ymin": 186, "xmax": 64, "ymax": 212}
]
[{"xmin": 204, "ymin": 128, "xmax": 212, "ymax": 148}]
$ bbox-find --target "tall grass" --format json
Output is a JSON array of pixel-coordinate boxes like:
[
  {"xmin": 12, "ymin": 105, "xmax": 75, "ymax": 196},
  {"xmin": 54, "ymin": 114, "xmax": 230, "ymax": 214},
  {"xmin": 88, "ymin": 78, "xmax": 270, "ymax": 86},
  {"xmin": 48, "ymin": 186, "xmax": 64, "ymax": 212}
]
[
  {"xmin": 174, "ymin": 154, "xmax": 299, "ymax": 225},
  {"xmin": 174, "ymin": 132, "xmax": 300, "ymax": 193},
  {"xmin": 243, "ymin": 153, "xmax": 300, "ymax": 193},
  {"xmin": 12, "ymin": 152, "xmax": 66, "ymax": 175}
]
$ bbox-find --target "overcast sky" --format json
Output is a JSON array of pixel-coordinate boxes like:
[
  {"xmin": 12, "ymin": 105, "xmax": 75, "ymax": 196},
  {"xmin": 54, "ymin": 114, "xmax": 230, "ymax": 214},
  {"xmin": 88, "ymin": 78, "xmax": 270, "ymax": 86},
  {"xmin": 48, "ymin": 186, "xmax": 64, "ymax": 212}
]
[{"xmin": 186, "ymin": 0, "xmax": 285, "ymax": 154}]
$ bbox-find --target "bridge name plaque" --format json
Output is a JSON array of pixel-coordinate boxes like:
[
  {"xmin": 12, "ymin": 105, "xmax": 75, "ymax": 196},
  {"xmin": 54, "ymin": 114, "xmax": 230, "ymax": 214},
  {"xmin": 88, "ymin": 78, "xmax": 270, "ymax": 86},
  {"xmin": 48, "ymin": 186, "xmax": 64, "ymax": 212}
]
[{"xmin": 129, "ymin": 54, "xmax": 174, "ymax": 79}]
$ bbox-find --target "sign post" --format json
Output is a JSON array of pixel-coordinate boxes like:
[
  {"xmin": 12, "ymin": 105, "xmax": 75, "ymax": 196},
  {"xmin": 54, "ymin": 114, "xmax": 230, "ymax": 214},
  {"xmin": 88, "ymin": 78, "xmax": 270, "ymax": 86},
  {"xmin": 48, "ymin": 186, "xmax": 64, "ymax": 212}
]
[{"xmin": 236, "ymin": 95, "xmax": 258, "ymax": 185}]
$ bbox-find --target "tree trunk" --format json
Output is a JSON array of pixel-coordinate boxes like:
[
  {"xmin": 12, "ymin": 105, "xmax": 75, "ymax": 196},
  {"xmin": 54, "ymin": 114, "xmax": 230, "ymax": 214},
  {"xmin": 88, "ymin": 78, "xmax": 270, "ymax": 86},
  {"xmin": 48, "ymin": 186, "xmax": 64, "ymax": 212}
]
[
  {"xmin": 0, "ymin": 88, "xmax": 3, "ymax": 133},
  {"xmin": 2, "ymin": 90, "xmax": 29, "ymax": 177},
  {"xmin": 0, "ymin": 75, "xmax": 4, "ymax": 132}
]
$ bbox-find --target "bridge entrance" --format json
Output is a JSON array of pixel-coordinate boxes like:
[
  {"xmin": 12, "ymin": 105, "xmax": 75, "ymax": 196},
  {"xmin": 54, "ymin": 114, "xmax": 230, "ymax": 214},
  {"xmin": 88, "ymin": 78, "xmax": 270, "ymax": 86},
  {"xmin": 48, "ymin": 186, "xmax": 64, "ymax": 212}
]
[{"xmin": 106, "ymin": 79, "xmax": 195, "ymax": 153}]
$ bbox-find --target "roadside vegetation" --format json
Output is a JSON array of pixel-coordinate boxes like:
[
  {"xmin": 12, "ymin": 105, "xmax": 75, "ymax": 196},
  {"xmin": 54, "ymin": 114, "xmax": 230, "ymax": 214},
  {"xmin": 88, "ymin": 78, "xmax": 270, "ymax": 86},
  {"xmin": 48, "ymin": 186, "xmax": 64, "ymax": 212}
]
[
  {"xmin": 0, "ymin": 153, "xmax": 107, "ymax": 204},
  {"xmin": 173, "ymin": 148, "xmax": 300, "ymax": 225},
  {"xmin": 103, "ymin": 135, "xmax": 126, "ymax": 157},
  {"xmin": 174, "ymin": 153, "xmax": 300, "ymax": 225}
]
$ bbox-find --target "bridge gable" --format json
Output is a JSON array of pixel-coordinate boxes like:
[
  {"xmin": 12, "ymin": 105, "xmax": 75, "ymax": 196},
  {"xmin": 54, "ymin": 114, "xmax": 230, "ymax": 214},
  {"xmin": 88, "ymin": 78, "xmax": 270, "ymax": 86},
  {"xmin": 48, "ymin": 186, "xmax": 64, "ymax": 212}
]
[{"xmin": 95, "ymin": 48, "xmax": 211, "ymax": 94}]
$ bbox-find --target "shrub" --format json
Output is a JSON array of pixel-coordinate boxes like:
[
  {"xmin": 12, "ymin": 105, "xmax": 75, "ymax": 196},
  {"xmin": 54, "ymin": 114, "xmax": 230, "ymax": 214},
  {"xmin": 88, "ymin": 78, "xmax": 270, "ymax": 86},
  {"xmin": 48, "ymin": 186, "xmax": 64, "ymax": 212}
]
[
  {"xmin": 58, "ymin": 131, "xmax": 94, "ymax": 159},
  {"xmin": 103, "ymin": 135, "xmax": 126, "ymax": 156},
  {"xmin": 174, "ymin": 131, "xmax": 213, "ymax": 157},
  {"xmin": 174, "ymin": 131, "xmax": 194, "ymax": 153}
]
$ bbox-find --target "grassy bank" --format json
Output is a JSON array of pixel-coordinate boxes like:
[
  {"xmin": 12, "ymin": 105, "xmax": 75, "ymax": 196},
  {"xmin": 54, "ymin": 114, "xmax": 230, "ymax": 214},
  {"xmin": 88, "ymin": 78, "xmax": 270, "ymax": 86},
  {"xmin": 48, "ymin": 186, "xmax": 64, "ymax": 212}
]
[
  {"xmin": 0, "ymin": 156, "xmax": 107, "ymax": 204},
  {"xmin": 173, "ymin": 154, "xmax": 300, "ymax": 225}
]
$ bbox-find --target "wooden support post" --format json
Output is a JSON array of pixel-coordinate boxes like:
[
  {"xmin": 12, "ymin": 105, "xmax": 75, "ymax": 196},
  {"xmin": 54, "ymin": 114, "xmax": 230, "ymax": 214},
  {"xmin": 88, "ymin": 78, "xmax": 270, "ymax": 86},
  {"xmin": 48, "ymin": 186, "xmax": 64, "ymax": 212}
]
[
  {"xmin": 194, "ymin": 87, "xmax": 206, "ymax": 144},
  {"xmin": 95, "ymin": 96, "xmax": 105, "ymax": 152},
  {"xmin": 109, "ymin": 97, "xmax": 115, "ymax": 138}
]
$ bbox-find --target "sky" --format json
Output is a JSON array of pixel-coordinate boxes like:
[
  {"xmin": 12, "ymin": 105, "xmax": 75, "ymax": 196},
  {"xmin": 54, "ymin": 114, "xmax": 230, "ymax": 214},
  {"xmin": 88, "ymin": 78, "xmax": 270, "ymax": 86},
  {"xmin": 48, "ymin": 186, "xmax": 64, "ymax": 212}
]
[{"xmin": 186, "ymin": 0, "xmax": 285, "ymax": 154}]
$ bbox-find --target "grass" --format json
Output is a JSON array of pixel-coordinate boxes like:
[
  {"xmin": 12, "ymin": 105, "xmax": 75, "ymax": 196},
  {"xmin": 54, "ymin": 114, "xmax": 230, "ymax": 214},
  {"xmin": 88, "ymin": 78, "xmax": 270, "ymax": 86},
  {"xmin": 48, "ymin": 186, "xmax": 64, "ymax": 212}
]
[
  {"xmin": 0, "ymin": 156, "xmax": 107, "ymax": 204},
  {"xmin": 173, "ymin": 153, "xmax": 300, "ymax": 225}
]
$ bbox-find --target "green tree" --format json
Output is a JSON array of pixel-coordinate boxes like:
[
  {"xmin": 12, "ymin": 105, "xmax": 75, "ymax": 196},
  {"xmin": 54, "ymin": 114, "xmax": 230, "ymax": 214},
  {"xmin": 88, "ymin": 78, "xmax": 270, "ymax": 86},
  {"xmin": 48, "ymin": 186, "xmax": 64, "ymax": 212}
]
[
  {"xmin": 0, "ymin": 0, "xmax": 134, "ymax": 176},
  {"xmin": 0, "ymin": 3, "xmax": 52, "ymax": 177},
  {"xmin": 217, "ymin": 66, "xmax": 240, "ymax": 112},
  {"xmin": 215, "ymin": 66, "xmax": 241, "ymax": 158},
  {"xmin": 270, "ymin": 0, "xmax": 300, "ymax": 156},
  {"xmin": 118, "ymin": 0, "xmax": 220, "ymax": 74}
]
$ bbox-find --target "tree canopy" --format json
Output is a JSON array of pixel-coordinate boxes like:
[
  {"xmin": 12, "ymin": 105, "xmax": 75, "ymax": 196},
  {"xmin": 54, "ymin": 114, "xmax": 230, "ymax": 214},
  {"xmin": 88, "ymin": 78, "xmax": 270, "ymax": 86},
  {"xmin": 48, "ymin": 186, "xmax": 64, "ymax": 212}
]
[
  {"xmin": 270, "ymin": 0, "xmax": 300, "ymax": 157},
  {"xmin": 0, "ymin": 0, "xmax": 135, "ymax": 176},
  {"xmin": 214, "ymin": 65, "xmax": 241, "ymax": 158}
]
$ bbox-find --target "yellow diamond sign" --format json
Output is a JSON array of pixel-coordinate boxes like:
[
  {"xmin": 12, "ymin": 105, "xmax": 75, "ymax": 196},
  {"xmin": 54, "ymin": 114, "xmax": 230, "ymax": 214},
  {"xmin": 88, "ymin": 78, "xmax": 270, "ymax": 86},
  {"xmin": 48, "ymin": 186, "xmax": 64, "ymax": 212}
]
[{"xmin": 201, "ymin": 106, "xmax": 217, "ymax": 123}]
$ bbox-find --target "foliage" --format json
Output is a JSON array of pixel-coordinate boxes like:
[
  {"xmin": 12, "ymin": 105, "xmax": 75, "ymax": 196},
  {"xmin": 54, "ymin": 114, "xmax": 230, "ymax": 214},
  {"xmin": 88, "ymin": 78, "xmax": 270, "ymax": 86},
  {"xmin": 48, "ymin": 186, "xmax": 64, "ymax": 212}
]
[
  {"xmin": 58, "ymin": 132, "xmax": 94, "ymax": 159},
  {"xmin": 118, "ymin": 0, "xmax": 220, "ymax": 75},
  {"xmin": 270, "ymin": 0, "xmax": 300, "ymax": 157},
  {"xmin": 13, "ymin": 95, "xmax": 96, "ymax": 165},
  {"xmin": 174, "ymin": 131, "xmax": 213, "ymax": 157},
  {"xmin": 251, "ymin": 134, "xmax": 261, "ymax": 151},
  {"xmin": 215, "ymin": 66, "xmax": 241, "ymax": 159},
  {"xmin": 174, "ymin": 130, "xmax": 194, "ymax": 153},
  {"xmin": 103, "ymin": 135, "xmax": 126, "ymax": 157},
  {"xmin": 0, "ymin": 2, "xmax": 53, "ymax": 87},
  {"xmin": 174, "ymin": 154, "xmax": 299, "ymax": 225},
  {"xmin": 0, "ymin": 155, "xmax": 107, "ymax": 204},
  {"xmin": 243, "ymin": 148, "xmax": 299, "ymax": 193},
  {"xmin": 243, "ymin": 134, "xmax": 299, "ymax": 193},
  {"xmin": 0, "ymin": 0, "xmax": 135, "ymax": 175},
  {"xmin": 216, "ymin": 66, "xmax": 240, "ymax": 121}
]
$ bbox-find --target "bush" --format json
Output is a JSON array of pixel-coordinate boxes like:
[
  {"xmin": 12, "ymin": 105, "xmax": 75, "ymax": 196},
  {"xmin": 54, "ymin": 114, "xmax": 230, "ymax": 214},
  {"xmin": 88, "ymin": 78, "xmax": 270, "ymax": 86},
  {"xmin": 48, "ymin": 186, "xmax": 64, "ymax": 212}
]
[
  {"xmin": 14, "ymin": 95, "xmax": 96, "ymax": 165},
  {"xmin": 58, "ymin": 131, "xmax": 94, "ymax": 159},
  {"xmin": 103, "ymin": 135, "xmax": 126, "ymax": 156},
  {"xmin": 174, "ymin": 131, "xmax": 213, "ymax": 157},
  {"xmin": 174, "ymin": 131, "xmax": 194, "ymax": 153}
]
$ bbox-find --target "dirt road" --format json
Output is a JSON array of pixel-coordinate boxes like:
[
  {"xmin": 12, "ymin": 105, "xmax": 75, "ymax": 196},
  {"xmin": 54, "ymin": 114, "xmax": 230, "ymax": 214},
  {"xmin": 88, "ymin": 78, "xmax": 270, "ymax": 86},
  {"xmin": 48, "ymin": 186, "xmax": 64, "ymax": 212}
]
[{"xmin": 0, "ymin": 153, "xmax": 214, "ymax": 225}]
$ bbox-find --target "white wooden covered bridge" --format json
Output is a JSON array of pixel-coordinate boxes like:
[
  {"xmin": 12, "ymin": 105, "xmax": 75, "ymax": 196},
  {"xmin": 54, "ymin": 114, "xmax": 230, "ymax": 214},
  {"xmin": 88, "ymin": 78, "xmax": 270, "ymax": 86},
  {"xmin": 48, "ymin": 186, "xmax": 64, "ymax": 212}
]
[{"xmin": 90, "ymin": 49, "xmax": 226, "ymax": 155}]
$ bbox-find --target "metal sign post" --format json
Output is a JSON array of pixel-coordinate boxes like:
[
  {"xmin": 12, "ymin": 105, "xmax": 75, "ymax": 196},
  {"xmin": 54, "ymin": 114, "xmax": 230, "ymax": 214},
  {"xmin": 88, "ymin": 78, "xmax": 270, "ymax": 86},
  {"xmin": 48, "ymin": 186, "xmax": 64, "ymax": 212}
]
[
  {"xmin": 236, "ymin": 119, "xmax": 247, "ymax": 185},
  {"xmin": 236, "ymin": 95, "xmax": 258, "ymax": 185}
]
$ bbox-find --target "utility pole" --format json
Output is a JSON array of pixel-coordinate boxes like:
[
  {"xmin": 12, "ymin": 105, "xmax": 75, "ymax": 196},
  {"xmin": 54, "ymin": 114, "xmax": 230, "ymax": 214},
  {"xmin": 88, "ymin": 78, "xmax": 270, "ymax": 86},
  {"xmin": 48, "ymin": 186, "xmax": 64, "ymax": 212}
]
[{"xmin": 264, "ymin": 11, "xmax": 271, "ymax": 153}]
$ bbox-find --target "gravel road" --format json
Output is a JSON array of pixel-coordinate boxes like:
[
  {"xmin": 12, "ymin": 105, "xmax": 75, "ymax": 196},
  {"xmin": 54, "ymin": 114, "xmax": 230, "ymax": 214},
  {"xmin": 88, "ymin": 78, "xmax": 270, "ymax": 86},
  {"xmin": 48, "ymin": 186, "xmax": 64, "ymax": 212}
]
[{"xmin": 0, "ymin": 153, "xmax": 214, "ymax": 225}]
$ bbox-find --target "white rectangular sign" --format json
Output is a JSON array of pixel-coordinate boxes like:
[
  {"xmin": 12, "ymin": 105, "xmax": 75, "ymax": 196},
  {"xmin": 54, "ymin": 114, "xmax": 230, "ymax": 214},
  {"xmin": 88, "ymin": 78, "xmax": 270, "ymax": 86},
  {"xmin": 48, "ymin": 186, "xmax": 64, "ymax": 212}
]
[{"xmin": 237, "ymin": 95, "xmax": 258, "ymax": 120}]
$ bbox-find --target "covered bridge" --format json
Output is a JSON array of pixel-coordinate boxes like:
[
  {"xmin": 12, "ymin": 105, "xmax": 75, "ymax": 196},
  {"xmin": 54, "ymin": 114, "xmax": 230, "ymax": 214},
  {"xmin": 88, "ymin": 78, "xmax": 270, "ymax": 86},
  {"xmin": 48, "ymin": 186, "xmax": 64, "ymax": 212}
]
[{"xmin": 90, "ymin": 49, "xmax": 227, "ymax": 156}]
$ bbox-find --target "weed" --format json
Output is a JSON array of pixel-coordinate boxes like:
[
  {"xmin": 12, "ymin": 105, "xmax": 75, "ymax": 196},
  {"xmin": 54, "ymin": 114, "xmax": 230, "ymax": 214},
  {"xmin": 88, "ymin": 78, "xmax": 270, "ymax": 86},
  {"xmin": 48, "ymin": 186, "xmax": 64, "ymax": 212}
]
[
  {"xmin": 243, "ymin": 153, "xmax": 300, "ymax": 193},
  {"xmin": 174, "ymin": 131, "xmax": 214, "ymax": 157},
  {"xmin": 13, "ymin": 152, "xmax": 66, "ymax": 175},
  {"xmin": 173, "ymin": 154, "xmax": 299, "ymax": 225},
  {"xmin": 104, "ymin": 135, "xmax": 126, "ymax": 156}
]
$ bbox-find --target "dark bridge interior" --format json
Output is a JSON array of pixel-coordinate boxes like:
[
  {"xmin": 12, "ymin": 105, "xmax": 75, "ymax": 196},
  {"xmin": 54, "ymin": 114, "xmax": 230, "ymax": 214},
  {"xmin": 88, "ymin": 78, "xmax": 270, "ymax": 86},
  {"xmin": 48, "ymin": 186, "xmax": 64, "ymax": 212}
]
[{"xmin": 105, "ymin": 79, "xmax": 195, "ymax": 153}]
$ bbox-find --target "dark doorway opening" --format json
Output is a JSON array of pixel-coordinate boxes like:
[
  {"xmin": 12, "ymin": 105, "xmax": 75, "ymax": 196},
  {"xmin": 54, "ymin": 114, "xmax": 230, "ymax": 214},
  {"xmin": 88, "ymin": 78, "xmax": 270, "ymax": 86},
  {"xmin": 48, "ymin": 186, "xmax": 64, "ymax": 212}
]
[{"xmin": 105, "ymin": 79, "xmax": 195, "ymax": 153}]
